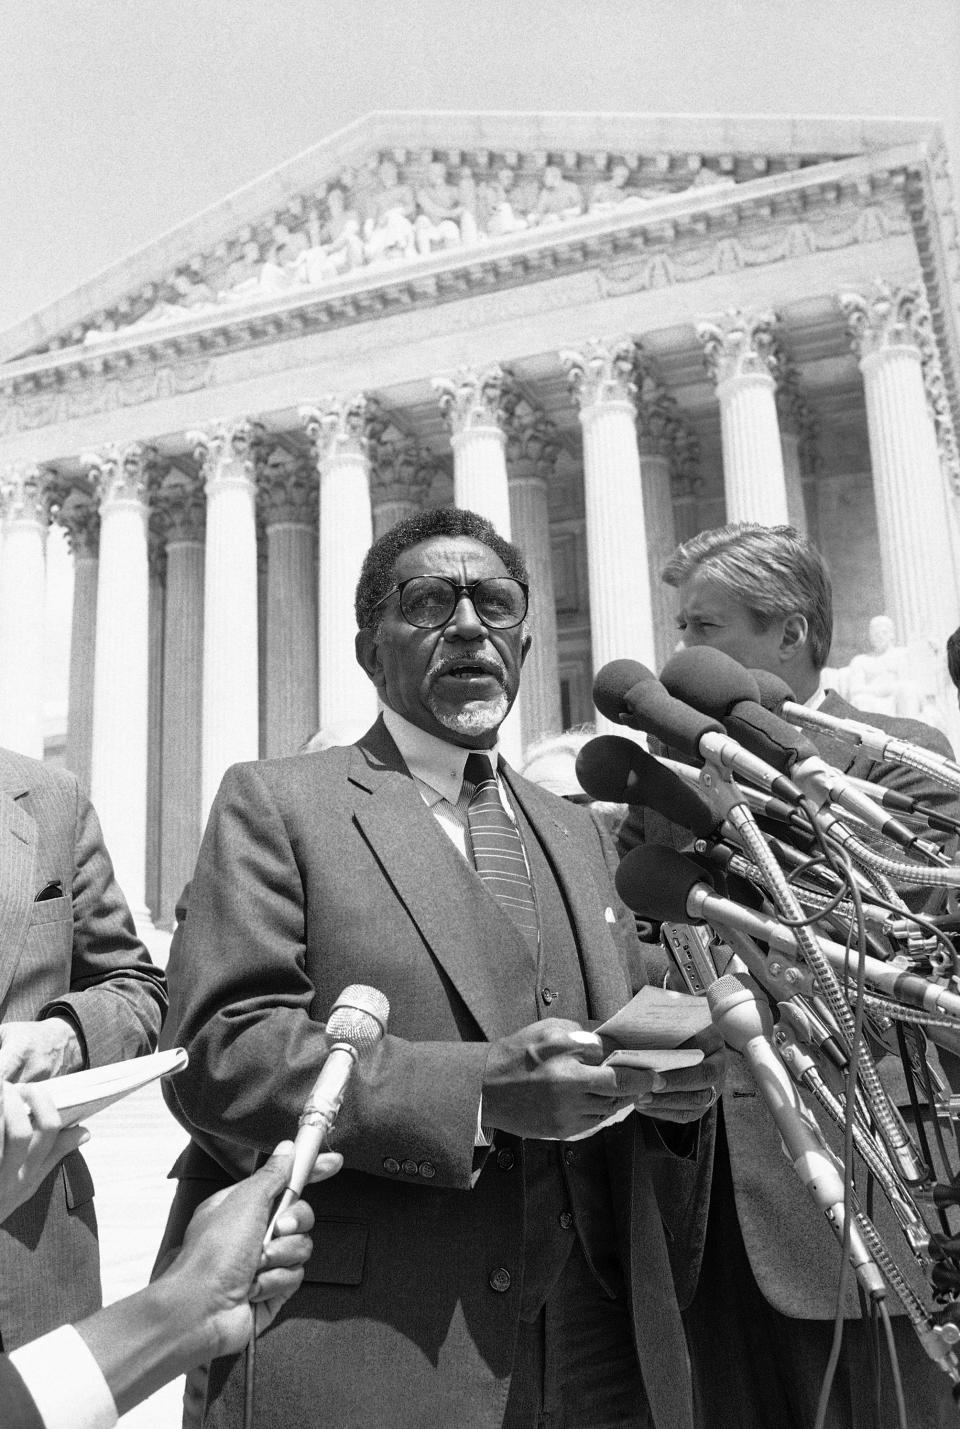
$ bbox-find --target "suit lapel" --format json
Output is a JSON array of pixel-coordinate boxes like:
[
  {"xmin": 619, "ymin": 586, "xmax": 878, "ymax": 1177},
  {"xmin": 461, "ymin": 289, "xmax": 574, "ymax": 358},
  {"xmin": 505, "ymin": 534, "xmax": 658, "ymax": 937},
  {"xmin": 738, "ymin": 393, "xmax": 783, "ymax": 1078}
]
[
  {"xmin": 348, "ymin": 722, "xmax": 533, "ymax": 1042},
  {"xmin": 502, "ymin": 765, "xmax": 630, "ymax": 1022},
  {"xmin": 0, "ymin": 776, "xmax": 38, "ymax": 1009}
]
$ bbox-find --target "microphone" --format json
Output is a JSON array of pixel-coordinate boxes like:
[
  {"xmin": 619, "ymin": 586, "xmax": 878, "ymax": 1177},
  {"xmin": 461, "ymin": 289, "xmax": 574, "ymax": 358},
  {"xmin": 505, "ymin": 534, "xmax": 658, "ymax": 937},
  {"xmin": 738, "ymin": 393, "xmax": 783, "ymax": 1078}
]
[
  {"xmin": 592, "ymin": 659, "xmax": 804, "ymax": 805},
  {"xmin": 616, "ymin": 845, "xmax": 960, "ymax": 1025},
  {"xmin": 663, "ymin": 648, "xmax": 931, "ymax": 857},
  {"xmin": 265, "ymin": 985, "xmax": 389, "ymax": 1241},
  {"xmin": 575, "ymin": 735, "xmax": 720, "ymax": 839},
  {"xmin": 752, "ymin": 668, "xmax": 960, "ymax": 839},
  {"xmin": 706, "ymin": 969, "xmax": 886, "ymax": 1299}
]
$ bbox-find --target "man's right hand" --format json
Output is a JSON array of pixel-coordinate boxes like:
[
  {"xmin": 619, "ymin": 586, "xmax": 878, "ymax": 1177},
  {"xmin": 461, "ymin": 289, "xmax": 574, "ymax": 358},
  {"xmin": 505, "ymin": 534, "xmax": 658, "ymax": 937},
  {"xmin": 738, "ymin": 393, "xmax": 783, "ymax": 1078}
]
[
  {"xmin": 481, "ymin": 1018, "xmax": 645, "ymax": 1140},
  {"xmin": 0, "ymin": 1080, "xmax": 88, "ymax": 1222}
]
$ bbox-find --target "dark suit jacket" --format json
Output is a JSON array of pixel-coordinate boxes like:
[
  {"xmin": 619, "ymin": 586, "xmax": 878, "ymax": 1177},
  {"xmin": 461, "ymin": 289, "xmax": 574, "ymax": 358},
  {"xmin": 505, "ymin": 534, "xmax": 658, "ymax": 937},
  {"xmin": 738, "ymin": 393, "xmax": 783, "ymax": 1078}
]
[
  {"xmin": 0, "ymin": 1355, "xmax": 44, "ymax": 1429},
  {"xmin": 164, "ymin": 719, "xmax": 697, "ymax": 1429},
  {"xmin": 628, "ymin": 697, "xmax": 959, "ymax": 1319},
  {"xmin": 0, "ymin": 749, "xmax": 167, "ymax": 1348}
]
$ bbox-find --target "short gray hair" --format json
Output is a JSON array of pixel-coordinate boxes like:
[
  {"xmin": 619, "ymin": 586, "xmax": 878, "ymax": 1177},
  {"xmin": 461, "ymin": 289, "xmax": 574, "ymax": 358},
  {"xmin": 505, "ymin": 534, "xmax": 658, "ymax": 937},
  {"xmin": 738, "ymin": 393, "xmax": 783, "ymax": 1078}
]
[{"xmin": 661, "ymin": 523, "xmax": 833, "ymax": 669}]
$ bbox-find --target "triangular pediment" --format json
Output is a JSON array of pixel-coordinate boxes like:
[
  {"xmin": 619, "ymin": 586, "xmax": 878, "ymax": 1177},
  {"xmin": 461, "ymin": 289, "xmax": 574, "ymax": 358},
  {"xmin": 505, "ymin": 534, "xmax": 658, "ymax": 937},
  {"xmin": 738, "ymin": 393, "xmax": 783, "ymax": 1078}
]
[{"xmin": 0, "ymin": 109, "xmax": 941, "ymax": 367}]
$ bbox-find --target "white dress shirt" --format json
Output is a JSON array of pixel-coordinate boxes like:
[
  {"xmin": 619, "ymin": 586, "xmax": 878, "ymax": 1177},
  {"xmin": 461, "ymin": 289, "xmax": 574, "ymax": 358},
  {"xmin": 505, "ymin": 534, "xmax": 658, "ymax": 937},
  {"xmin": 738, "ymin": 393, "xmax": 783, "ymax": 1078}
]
[{"xmin": 10, "ymin": 1324, "xmax": 117, "ymax": 1429}]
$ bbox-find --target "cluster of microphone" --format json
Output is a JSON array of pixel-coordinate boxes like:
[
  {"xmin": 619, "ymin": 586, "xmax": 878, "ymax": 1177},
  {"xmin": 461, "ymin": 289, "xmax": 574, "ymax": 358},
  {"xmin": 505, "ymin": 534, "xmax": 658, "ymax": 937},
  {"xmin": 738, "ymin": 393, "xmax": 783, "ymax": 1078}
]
[{"xmin": 579, "ymin": 647, "xmax": 960, "ymax": 1385}]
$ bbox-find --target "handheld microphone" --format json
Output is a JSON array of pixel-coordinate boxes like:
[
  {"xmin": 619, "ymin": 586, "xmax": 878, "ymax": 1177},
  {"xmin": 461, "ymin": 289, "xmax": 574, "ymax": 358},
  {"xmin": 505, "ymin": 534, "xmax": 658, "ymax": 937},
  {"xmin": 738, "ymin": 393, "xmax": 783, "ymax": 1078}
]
[{"xmin": 265, "ymin": 985, "xmax": 389, "ymax": 1241}]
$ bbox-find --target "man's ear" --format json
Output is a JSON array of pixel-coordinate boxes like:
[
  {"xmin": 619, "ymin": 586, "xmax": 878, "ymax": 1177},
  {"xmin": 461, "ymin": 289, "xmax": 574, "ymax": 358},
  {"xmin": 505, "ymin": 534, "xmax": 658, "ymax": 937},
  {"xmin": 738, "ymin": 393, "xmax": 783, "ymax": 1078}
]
[
  {"xmin": 780, "ymin": 612, "xmax": 809, "ymax": 661},
  {"xmin": 355, "ymin": 627, "xmax": 382, "ymax": 687}
]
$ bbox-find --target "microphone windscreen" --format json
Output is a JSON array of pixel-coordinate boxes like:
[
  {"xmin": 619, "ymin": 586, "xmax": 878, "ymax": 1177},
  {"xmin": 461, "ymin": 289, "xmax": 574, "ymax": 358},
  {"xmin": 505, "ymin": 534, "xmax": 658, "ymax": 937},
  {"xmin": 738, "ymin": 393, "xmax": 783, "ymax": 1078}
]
[
  {"xmin": 592, "ymin": 659, "xmax": 658, "ymax": 724},
  {"xmin": 627, "ymin": 682, "xmax": 726, "ymax": 759},
  {"xmin": 750, "ymin": 669, "xmax": 795, "ymax": 714},
  {"xmin": 575, "ymin": 737, "xmax": 718, "ymax": 837},
  {"xmin": 660, "ymin": 646, "xmax": 760, "ymax": 717},
  {"xmin": 615, "ymin": 844, "xmax": 714, "ymax": 923},
  {"xmin": 723, "ymin": 702, "xmax": 818, "ymax": 773},
  {"xmin": 326, "ymin": 985, "xmax": 390, "ymax": 1051}
]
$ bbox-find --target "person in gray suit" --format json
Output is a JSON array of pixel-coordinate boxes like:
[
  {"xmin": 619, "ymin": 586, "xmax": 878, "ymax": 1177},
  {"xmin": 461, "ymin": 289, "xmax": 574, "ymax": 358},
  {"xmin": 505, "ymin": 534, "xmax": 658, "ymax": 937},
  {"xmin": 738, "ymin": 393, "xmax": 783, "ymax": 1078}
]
[
  {"xmin": 163, "ymin": 506, "xmax": 723, "ymax": 1429},
  {"xmin": 642, "ymin": 522, "xmax": 958, "ymax": 1428},
  {"xmin": 0, "ymin": 748, "xmax": 167, "ymax": 1350}
]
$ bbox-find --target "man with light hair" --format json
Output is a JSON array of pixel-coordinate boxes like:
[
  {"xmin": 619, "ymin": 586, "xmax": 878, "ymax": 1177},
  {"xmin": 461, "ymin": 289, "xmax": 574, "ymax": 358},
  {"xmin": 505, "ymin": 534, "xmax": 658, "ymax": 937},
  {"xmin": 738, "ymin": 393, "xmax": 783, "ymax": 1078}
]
[{"xmin": 648, "ymin": 521, "xmax": 958, "ymax": 1428}]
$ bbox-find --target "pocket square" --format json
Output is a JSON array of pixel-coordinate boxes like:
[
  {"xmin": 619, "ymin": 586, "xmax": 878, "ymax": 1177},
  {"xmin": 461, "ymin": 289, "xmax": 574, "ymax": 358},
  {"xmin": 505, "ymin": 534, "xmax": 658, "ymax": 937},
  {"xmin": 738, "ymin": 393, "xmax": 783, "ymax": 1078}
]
[
  {"xmin": 35, "ymin": 879, "xmax": 64, "ymax": 902},
  {"xmin": 604, "ymin": 906, "xmax": 617, "ymax": 924}
]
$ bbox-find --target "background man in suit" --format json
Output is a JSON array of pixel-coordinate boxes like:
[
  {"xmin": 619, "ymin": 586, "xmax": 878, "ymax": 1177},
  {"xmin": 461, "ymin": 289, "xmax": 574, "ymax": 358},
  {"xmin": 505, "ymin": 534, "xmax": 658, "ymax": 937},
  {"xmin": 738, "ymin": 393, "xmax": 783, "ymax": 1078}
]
[
  {"xmin": 0, "ymin": 747, "xmax": 167, "ymax": 1351},
  {"xmin": 163, "ymin": 506, "xmax": 723, "ymax": 1429},
  {"xmin": 650, "ymin": 521, "xmax": 957, "ymax": 1428},
  {"xmin": 0, "ymin": 1078, "xmax": 329, "ymax": 1429}
]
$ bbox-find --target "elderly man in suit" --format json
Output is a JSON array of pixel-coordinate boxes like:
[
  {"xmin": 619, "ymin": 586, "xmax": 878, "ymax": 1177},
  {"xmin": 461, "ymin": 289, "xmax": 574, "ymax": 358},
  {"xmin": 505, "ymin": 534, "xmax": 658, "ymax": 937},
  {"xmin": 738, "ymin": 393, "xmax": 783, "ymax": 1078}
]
[
  {"xmin": 163, "ymin": 506, "xmax": 723, "ymax": 1429},
  {"xmin": 644, "ymin": 522, "xmax": 958, "ymax": 1429},
  {"xmin": 0, "ymin": 748, "xmax": 167, "ymax": 1351}
]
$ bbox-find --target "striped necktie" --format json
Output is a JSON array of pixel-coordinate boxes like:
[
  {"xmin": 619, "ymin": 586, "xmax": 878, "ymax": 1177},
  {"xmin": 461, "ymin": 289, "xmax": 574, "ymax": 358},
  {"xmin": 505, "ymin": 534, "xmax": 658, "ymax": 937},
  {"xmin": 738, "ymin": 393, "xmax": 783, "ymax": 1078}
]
[{"xmin": 463, "ymin": 752, "xmax": 540, "ymax": 951}]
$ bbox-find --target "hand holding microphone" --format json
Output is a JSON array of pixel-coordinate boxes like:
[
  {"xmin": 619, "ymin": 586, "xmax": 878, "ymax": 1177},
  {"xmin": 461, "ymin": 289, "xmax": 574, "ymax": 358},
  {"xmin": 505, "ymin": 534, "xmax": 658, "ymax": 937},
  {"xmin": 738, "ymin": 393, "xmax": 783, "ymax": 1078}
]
[{"xmin": 264, "ymin": 985, "xmax": 389, "ymax": 1242}]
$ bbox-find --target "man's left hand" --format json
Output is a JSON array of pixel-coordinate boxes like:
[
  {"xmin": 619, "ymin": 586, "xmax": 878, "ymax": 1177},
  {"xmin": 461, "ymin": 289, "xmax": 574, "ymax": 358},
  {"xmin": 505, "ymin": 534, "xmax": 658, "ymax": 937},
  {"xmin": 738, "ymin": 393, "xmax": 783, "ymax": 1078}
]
[
  {"xmin": 0, "ymin": 1018, "xmax": 84, "ymax": 1083},
  {"xmin": 611, "ymin": 1025, "xmax": 726, "ymax": 1124}
]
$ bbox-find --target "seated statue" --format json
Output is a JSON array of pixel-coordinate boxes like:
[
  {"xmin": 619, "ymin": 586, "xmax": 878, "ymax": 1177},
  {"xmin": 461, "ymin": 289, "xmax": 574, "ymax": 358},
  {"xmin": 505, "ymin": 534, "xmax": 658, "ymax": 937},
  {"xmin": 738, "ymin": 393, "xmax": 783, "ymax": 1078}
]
[
  {"xmin": 296, "ymin": 188, "xmax": 364, "ymax": 285},
  {"xmin": 531, "ymin": 164, "xmax": 584, "ymax": 225},
  {"xmin": 362, "ymin": 158, "xmax": 417, "ymax": 265},
  {"xmin": 477, "ymin": 168, "xmax": 529, "ymax": 236},
  {"xmin": 414, "ymin": 161, "xmax": 464, "ymax": 255},
  {"xmin": 846, "ymin": 614, "xmax": 921, "ymax": 719}
]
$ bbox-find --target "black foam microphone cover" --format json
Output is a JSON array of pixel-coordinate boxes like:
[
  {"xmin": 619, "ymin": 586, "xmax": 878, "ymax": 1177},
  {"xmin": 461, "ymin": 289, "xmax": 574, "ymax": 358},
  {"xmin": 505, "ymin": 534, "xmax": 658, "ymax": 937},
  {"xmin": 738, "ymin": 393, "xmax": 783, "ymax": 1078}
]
[
  {"xmin": 615, "ymin": 844, "xmax": 714, "ymax": 923},
  {"xmin": 575, "ymin": 736, "xmax": 718, "ymax": 838},
  {"xmin": 660, "ymin": 646, "xmax": 760, "ymax": 717},
  {"xmin": 723, "ymin": 702, "xmax": 818, "ymax": 773},
  {"xmin": 592, "ymin": 660, "xmax": 659, "ymax": 724},
  {"xmin": 750, "ymin": 669, "xmax": 796, "ymax": 714}
]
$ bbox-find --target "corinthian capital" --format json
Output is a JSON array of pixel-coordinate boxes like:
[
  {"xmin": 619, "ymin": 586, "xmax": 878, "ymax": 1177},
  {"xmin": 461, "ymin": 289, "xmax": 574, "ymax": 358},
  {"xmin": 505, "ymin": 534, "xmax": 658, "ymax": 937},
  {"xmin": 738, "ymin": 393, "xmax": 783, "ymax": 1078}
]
[
  {"xmin": 256, "ymin": 445, "xmax": 317, "ymax": 527},
  {"xmin": 500, "ymin": 380, "xmax": 560, "ymax": 481},
  {"xmin": 155, "ymin": 464, "xmax": 206, "ymax": 543},
  {"xmin": 300, "ymin": 395, "xmax": 368, "ymax": 466},
  {"xmin": 839, "ymin": 279, "xmax": 927, "ymax": 361},
  {"xmin": 365, "ymin": 407, "xmax": 435, "ymax": 509},
  {"xmin": 0, "ymin": 463, "xmax": 48, "ymax": 525},
  {"xmin": 559, "ymin": 338, "xmax": 637, "ymax": 410},
  {"xmin": 49, "ymin": 475, "xmax": 100, "ymax": 557},
  {"xmin": 433, "ymin": 366, "xmax": 505, "ymax": 436},
  {"xmin": 188, "ymin": 419, "xmax": 261, "ymax": 490},
  {"xmin": 697, "ymin": 310, "xmax": 778, "ymax": 387},
  {"xmin": 81, "ymin": 442, "xmax": 158, "ymax": 507}
]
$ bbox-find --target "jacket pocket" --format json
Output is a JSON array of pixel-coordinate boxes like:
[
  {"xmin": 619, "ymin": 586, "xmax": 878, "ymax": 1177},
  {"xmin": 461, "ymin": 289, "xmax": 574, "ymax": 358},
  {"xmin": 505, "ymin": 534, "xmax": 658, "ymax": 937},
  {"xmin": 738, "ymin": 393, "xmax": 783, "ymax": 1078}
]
[
  {"xmin": 302, "ymin": 1217, "xmax": 368, "ymax": 1285},
  {"xmin": 29, "ymin": 894, "xmax": 71, "ymax": 926}
]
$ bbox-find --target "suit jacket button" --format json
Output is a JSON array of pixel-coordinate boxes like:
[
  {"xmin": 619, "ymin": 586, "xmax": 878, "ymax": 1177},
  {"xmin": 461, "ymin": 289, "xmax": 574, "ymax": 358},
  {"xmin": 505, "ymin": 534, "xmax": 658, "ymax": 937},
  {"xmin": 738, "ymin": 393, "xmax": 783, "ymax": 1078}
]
[
  {"xmin": 497, "ymin": 1149, "xmax": 515, "ymax": 1171},
  {"xmin": 419, "ymin": 1161, "xmax": 436, "ymax": 1179},
  {"xmin": 383, "ymin": 1157, "xmax": 400, "ymax": 1174},
  {"xmin": 401, "ymin": 1158, "xmax": 419, "ymax": 1176},
  {"xmin": 559, "ymin": 1210, "xmax": 574, "ymax": 1230},
  {"xmin": 489, "ymin": 1267, "xmax": 512, "ymax": 1294}
]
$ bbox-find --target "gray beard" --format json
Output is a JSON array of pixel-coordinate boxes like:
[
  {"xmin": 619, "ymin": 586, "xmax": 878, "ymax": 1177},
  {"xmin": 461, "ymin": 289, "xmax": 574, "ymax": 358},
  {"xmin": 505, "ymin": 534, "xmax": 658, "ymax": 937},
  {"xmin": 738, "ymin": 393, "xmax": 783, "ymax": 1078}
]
[{"xmin": 427, "ymin": 688, "xmax": 509, "ymax": 738}]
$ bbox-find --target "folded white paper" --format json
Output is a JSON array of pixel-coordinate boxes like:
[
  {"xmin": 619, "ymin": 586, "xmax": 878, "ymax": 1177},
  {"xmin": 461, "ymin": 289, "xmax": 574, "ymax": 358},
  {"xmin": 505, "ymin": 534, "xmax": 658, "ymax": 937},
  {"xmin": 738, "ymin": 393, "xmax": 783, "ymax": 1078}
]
[{"xmin": 43, "ymin": 1047, "xmax": 189, "ymax": 1125}]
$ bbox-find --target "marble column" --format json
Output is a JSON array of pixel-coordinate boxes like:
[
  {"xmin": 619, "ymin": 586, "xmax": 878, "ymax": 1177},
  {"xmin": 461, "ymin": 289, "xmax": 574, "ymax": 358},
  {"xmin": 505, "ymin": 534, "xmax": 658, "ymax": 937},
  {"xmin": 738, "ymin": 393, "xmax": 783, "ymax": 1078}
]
[
  {"xmin": 560, "ymin": 339, "xmax": 656, "ymax": 718},
  {"xmin": 53, "ymin": 482, "xmax": 100, "ymax": 790},
  {"xmin": 840, "ymin": 280, "xmax": 957, "ymax": 646},
  {"xmin": 190, "ymin": 420, "xmax": 260, "ymax": 820},
  {"xmin": 146, "ymin": 498, "xmax": 166, "ymax": 926},
  {"xmin": 301, "ymin": 397, "xmax": 377, "ymax": 733},
  {"xmin": 633, "ymin": 357, "xmax": 691, "ymax": 672},
  {"xmin": 698, "ymin": 310, "xmax": 790, "ymax": 525},
  {"xmin": 0, "ymin": 465, "xmax": 48, "ymax": 758},
  {"xmin": 502, "ymin": 390, "xmax": 562, "ymax": 745},
  {"xmin": 775, "ymin": 347, "xmax": 818, "ymax": 535},
  {"xmin": 434, "ymin": 366, "xmax": 512, "ymax": 536},
  {"xmin": 155, "ymin": 466, "xmax": 205, "ymax": 928},
  {"xmin": 259, "ymin": 445, "xmax": 319, "ymax": 757},
  {"xmin": 86, "ymin": 444, "xmax": 153, "ymax": 928}
]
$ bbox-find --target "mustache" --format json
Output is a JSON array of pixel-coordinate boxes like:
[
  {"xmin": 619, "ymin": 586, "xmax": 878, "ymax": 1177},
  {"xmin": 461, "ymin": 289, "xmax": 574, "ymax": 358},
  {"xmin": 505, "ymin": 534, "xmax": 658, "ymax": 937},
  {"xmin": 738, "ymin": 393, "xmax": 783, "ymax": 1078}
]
[{"xmin": 430, "ymin": 653, "xmax": 507, "ymax": 685}]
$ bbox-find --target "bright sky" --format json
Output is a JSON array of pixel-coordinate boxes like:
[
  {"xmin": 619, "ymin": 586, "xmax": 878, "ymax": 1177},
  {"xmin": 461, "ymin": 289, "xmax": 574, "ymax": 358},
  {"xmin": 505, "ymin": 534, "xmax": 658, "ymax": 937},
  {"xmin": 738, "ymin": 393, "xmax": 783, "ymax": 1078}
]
[{"xmin": 1, "ymin": 0, "xmax": 958, "ymax": 336}]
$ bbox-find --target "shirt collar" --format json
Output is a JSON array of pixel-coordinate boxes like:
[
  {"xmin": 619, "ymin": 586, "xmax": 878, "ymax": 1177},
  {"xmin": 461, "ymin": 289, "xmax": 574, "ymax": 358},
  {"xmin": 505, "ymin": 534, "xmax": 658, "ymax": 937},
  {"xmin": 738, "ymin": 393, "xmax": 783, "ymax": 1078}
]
[
  {"xmin": 805, "ymin": 682, "xmax": 827, "ymax": 710},
  {"xmin": 382, "ymin": 706, "xmax": 501, "ymax": 806}
]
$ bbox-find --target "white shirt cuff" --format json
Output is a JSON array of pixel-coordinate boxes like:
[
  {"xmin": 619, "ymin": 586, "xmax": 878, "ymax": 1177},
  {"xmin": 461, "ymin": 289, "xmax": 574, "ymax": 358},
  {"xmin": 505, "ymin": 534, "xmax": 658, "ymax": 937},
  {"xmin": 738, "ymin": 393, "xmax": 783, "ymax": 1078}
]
[
  {"xmin": 10, "ymin": 1324, "xmax": 118, "ymax": 1429},
  {"xmin": 475, "ymin": 1096, "xmax": 493, "ymax": 1147}
]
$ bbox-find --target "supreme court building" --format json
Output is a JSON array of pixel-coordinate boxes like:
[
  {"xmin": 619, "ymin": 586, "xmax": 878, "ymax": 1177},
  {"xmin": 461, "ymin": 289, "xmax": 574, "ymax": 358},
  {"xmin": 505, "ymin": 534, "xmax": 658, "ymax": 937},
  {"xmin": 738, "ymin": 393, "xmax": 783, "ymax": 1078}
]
[{"xmin": 2, "ymin": 109, "xmax": 960, "ymax": 935}]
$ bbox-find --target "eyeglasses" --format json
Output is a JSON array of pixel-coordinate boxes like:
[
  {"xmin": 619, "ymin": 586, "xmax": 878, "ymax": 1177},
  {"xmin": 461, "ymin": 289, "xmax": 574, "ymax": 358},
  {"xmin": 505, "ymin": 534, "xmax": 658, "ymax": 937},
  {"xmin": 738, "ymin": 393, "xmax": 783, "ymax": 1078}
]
[{"xmin": 373, "ymin": 575, "xmax": 529, "ymax": 629}]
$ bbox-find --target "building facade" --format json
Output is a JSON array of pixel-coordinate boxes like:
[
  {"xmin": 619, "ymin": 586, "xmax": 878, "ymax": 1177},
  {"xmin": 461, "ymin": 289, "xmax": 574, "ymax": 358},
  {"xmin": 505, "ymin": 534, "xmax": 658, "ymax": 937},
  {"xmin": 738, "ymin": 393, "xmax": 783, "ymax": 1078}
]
[{"xmin": 2, "ymin": 111, "xmax": 960, "ymax": 932}]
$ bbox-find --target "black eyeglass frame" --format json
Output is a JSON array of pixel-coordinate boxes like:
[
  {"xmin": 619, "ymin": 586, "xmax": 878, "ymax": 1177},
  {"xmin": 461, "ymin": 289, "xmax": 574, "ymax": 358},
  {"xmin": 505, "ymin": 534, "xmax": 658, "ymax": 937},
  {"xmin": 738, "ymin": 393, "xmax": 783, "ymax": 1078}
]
[{"xmin": 371, "ymin": 575, "xmax": 529, "ymax": 630}]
